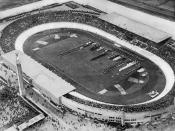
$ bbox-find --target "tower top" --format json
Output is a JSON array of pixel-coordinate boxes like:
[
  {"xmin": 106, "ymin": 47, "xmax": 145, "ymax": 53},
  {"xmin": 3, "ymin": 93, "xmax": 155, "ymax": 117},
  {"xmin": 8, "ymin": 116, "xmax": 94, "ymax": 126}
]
[{"xmin": 15, "ymin": 52, "xmax": 20, "ymax": 64}]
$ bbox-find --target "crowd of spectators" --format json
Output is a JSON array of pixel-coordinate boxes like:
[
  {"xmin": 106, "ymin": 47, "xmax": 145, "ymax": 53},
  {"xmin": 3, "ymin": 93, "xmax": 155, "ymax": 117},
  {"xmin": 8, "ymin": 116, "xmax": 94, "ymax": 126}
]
[
  {"xmin": 60, "ymin": 112, "xmax": 117, "ymax": 131},
  {"xmin": 0, "ymin": 81, "xmax": 39, "ymax": 130},
  {"xmin": 159, "ymin": 41, "xmax": 175, "ymax": 66},
  {"xmin": 25, "ymin": 114, "xmax": 116, "ymax": 131},
  {"xmin": 0, "ymin": 10, "xmax": 174, "ymax": 113}
]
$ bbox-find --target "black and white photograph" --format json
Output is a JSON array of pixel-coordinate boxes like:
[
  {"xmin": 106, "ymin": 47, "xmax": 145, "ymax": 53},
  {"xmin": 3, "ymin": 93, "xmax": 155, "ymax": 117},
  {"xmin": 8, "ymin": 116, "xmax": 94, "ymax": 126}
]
[{"xmin": 0, "ymin": 0, "xmax": 175, "ymax": 131}]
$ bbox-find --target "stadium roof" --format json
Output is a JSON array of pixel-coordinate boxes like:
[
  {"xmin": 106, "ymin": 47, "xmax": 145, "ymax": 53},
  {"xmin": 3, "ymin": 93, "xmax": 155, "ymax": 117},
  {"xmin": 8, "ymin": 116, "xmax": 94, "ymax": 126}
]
[
  {"xmin": 2, "ymin": 50, "xmax": 75, "ymax": 98},
  {"xmin": 99, "ymin": 12, "xmax": 171, "ymax": 43}
]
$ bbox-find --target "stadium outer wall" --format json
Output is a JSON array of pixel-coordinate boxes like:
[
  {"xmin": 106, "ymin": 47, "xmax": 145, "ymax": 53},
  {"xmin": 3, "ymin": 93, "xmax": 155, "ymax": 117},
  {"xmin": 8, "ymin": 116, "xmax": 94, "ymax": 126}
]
[
  {"xmin": 12, "ymin": 22, "xmax": 175, "ymax": 126},
  {"xmin": 61, "ymin": 96, "xmax": 174, "ymax": 126}
]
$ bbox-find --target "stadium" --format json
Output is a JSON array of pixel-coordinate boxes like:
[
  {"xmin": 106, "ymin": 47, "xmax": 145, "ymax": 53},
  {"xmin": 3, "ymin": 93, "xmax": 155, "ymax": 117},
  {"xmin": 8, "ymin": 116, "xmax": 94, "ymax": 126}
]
[{"xmin": 0, "ymin": 1, "xmax": 175, "ymax": 128}]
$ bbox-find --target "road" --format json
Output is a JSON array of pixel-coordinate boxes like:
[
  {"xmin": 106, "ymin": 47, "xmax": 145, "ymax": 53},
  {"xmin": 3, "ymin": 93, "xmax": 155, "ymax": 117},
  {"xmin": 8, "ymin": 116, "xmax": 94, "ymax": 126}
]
[{"xmin": 0, "ymin": 0, "xmax": 41, "ymax": 11}]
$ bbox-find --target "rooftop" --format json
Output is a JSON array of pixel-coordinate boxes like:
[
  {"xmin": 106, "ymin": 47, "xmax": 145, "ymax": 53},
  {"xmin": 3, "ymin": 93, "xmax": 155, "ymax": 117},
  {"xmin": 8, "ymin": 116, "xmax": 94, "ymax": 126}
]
[{"xmin": 1, "ymin": 50, "xmax": 75, "ymax": 99}]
